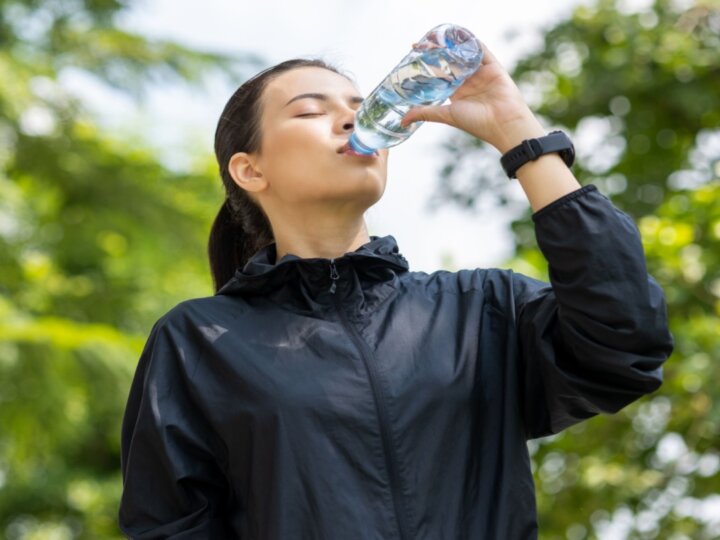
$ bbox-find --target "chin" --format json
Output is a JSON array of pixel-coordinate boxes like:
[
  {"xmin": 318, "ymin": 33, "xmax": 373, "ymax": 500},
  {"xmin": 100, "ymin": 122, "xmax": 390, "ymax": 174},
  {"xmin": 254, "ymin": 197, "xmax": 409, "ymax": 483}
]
[
  {"xmin": 361, "ymin": 167, "xmax": 387, "ymax": 187},
  {"xmin": 359, "ymin": 182, "xmax": 387, "ymax": 210},
  {"xmin": 327, "ymin": 178, "xmax": 385, "ymax": 209}
]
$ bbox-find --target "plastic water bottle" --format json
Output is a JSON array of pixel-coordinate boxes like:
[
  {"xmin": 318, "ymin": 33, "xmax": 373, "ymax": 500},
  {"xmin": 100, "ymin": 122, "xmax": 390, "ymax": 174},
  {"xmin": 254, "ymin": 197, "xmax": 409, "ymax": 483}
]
[{"xmin": 347, "ymin": 23, "xmax": 483, "ymax": 155}]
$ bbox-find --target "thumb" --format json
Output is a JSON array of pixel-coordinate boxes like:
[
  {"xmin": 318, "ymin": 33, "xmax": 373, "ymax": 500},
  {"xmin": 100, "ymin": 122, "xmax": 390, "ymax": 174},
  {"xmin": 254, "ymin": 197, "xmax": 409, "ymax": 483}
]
[{"xmin": 400, "ymin": 104, "xmax": 452, "ymax": 128}]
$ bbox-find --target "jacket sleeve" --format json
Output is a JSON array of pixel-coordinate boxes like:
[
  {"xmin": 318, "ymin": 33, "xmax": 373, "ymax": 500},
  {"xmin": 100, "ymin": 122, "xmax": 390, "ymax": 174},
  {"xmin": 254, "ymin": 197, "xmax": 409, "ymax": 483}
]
[
  {"xmin": 511, "ymin": 184, "xmax": 674, "ymax": 439},
  {"xmin": 119, "ymin": 313, "xmax": 231, "ymax": 539}
]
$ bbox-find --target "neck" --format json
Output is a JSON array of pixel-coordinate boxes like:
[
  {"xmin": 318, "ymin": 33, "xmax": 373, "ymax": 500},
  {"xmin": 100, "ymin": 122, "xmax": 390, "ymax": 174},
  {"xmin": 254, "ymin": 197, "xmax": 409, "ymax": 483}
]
[{"xmin": 272, "ymin": 212, "xmax": 371, "ymax": 263}]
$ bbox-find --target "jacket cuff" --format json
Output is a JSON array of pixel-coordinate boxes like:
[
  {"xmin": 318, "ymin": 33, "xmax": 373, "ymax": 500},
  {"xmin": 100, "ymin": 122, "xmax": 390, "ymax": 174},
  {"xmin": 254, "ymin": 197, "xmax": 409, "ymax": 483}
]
[{"xmin": 531, "ymin": 184, "xmax": 598, "ymax": 222}]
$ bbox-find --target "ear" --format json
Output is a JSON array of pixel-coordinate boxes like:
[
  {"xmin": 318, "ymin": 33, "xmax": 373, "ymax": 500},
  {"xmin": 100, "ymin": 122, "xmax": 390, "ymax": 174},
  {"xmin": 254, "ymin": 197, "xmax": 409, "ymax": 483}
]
[{"xmin": 228, "ymin": 152, "xmax": 268, "ymax": 194}]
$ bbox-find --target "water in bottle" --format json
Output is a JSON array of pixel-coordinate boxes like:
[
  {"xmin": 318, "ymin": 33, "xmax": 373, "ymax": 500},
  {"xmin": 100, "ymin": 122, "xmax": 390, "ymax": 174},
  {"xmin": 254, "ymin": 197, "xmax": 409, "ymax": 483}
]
[{"xmin": 345, "ymin": 23, "xmax": 484, "ymax": 156}]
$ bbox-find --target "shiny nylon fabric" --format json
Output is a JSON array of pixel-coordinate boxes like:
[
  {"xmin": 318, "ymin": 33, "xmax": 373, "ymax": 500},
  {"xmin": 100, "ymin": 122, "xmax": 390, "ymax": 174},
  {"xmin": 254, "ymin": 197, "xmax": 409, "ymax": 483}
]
[{"xmin": 119, "ymin": 184, "xmax": 674, "ymax": 539}]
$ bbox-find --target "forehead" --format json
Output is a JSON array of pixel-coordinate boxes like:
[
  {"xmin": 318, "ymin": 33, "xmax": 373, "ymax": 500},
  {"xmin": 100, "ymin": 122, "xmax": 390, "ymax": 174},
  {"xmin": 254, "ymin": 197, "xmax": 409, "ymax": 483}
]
[{"xmin": 261, "ymin": 67, "xmax": 360, "ymax": 114}]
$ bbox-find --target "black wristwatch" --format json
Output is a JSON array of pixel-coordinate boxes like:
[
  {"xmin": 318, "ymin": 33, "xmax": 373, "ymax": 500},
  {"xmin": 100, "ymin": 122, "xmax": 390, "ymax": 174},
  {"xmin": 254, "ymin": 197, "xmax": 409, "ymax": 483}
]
[{"xmin": 500, "ymin": 130, "xmax": 575, "ymax": 179}]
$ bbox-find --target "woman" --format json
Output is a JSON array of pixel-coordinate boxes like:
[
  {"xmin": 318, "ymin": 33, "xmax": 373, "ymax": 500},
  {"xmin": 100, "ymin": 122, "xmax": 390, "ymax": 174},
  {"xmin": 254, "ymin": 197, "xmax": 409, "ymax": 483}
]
[{"xmin": 118, "ymin": 44, "xmax": 673, "ymax": 539}]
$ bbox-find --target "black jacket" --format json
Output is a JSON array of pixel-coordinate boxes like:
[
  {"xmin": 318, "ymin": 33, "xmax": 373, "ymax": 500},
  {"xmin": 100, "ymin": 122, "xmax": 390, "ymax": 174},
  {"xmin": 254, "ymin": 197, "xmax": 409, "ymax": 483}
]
[{"xmin": 119, "ymin": 184, "xmax": 673, "ymax": 539}]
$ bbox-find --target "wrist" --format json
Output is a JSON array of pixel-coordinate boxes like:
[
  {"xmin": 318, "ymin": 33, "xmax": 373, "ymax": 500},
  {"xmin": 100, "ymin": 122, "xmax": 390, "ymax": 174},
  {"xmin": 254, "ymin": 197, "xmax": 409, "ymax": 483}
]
[
  {"xmin": 500, "ymin": 130, "xmax": 576, "ymax": 180},
  {"xmin": 492, "ymin": 112, "xmax": 545, "ymax": 154}
]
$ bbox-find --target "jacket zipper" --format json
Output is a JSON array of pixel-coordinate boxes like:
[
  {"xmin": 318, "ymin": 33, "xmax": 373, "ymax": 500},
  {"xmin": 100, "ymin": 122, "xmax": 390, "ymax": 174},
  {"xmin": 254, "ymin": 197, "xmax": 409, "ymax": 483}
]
[
  {"xmin": 329, "ymin": 258, "xmax": 340, "ymax": 295},
  {"xmin": 328, "ymin": 260, "xmax": 411, "ymax": 540}
]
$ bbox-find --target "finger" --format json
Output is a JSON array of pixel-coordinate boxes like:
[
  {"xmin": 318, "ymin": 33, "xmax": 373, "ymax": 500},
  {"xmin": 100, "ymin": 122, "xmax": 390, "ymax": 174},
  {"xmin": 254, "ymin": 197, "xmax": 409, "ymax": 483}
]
[
  {"xmin": 479, "ymin": 41, "xmax": 503, "ymax": 68},
  {"xmin": 401, "ymin": 104, "xmax": 452, "ymax": 127}
]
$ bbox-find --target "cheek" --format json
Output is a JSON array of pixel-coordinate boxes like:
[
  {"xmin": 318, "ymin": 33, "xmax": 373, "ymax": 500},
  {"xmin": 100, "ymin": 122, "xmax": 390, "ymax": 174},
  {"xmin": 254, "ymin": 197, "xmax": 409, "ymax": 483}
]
[
  {"xmin": 264, "ymin": 123, "xmax": 329, "ymax": 169},
  {"xmin": 266, "ymin": 118, "xmax": 337, "ymax": 155},
  {"xmin": 271, "ymin": 120, "xmax": 325, "ymax": 149},
  {"xmin": 260, "ymin": 126, "xmax": 336, "ymax": 196}
]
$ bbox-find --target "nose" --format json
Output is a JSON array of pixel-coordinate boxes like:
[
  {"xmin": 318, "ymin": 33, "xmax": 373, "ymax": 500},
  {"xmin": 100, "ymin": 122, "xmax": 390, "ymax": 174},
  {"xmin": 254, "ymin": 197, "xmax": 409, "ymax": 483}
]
[{"xmin": 336, "ymin": 106, "xmax": 356, "ymax": 134}]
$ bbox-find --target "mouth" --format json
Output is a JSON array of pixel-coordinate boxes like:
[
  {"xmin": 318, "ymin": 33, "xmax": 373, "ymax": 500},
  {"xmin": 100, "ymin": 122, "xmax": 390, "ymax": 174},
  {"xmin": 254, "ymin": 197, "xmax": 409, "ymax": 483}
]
[{"xmin": 337, "ymin": 141, "xmax": 379, "ymax": 157}]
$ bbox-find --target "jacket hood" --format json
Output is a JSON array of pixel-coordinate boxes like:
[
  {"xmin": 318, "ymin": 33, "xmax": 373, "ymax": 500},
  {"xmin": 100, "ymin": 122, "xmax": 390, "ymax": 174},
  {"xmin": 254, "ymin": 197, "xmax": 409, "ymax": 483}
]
[{"xmin": 215, "ymin": 235, "xmax": 410, "ymax": 300}]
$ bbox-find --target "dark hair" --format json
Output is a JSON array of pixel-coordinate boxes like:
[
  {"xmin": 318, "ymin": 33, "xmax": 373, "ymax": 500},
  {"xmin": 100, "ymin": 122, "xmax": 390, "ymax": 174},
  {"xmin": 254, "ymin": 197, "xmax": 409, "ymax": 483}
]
[{"xmin": 209, "ymin": 58, "xmax": 350, "ymax": 293}]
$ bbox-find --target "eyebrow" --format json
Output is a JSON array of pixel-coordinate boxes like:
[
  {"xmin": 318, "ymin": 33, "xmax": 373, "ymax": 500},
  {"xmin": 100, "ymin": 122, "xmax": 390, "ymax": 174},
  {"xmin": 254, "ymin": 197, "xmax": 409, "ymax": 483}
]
[{"xmin": 283, "ymin": 93, "xmax": 364, "ymax": 108}]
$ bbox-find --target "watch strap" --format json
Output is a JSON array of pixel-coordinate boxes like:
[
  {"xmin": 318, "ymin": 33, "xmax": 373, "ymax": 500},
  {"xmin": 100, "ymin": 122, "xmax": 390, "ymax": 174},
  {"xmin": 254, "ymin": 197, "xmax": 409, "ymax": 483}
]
[{"xmin": 500, "ymin": 131, "xmax": 574, "ymax": 179}]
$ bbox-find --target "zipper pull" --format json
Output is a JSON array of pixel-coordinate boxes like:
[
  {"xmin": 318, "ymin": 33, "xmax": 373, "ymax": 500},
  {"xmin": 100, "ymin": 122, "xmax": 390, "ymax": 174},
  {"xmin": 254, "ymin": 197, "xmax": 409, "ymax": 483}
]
[{"xmin": 329, "ymin": 260, "xmax": 339, "ymax": 294}]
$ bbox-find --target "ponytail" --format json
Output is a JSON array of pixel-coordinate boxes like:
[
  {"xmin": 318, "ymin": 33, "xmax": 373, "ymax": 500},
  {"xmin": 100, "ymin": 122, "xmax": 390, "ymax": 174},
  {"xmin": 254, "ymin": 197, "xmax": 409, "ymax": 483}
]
[
  {"xmin": 208, "ymin": 200, "xmax": 240, "ymax": 293},
  {"xmin": 208, "ymin": 195, "xmax": 273, "ymax": 293}
]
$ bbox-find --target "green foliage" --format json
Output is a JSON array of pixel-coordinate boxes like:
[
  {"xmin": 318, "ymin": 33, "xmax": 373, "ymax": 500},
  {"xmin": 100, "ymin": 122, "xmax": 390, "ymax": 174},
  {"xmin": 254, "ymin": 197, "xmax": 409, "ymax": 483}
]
[
  {"xmin": 0, "ymin": 0, "xmax": 263, "ymax": 537},
  {"xmin": 3, "ymin": 0, "xmax": 719, "ymax": 537},
  {"xmin": 439, "ymin": 0, "xmax": 720, "ymax": 537}
]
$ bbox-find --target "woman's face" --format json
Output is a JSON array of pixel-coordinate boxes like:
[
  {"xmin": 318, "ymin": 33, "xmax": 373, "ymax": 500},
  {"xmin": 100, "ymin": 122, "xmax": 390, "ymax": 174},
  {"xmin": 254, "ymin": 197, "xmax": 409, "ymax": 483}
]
[{"xmin": 233, "ymin": 67, "xmax": 389, "ymax": 212}]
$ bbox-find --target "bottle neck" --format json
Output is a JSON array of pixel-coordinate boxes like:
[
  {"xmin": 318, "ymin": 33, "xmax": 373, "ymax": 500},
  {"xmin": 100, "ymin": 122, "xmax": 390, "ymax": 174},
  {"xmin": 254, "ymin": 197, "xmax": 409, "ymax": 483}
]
[{"xmin": 348, "ymin": 133, "xmax": 376, "ymax": 155}]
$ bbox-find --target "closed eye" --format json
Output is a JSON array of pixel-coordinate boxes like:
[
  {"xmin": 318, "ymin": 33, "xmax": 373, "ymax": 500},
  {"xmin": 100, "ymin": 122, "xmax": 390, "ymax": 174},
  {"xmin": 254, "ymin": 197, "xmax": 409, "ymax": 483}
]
[{"xmin": 296, "ymin": 113, "xmax": 324, "ymax": 117}]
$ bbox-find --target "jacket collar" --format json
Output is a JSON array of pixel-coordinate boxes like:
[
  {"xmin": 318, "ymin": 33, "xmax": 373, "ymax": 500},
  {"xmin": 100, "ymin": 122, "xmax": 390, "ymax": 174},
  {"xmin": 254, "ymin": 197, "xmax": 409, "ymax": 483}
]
[{"xmin": 215, "ymin": 235, "xmax": 409, "ymax": 299}]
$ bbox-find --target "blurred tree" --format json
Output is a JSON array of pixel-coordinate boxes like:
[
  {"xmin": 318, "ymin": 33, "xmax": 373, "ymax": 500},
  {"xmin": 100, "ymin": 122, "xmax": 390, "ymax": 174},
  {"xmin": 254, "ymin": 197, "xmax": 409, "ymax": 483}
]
[
  {"xmin": 434, "ymin": 0, "xmax": 720, "ymax": 538},
  {"xmin": 3, "ymin": 0, "xmax": 719, "ymax": 538},
  {"xmin": 0, "ymin": 0, "xmax": 261, "ymax": 537}
]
